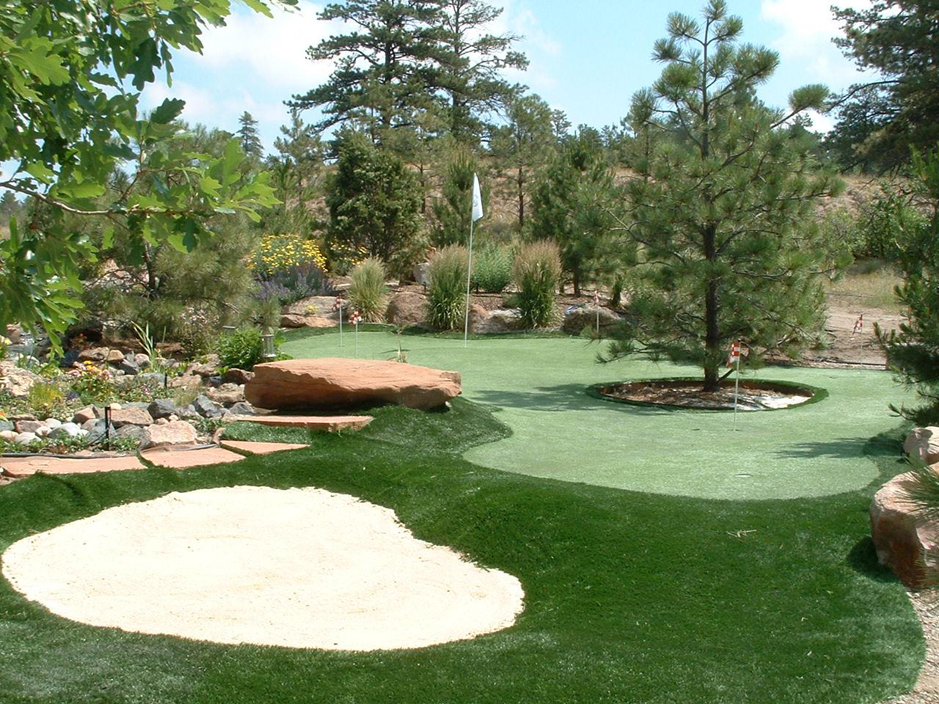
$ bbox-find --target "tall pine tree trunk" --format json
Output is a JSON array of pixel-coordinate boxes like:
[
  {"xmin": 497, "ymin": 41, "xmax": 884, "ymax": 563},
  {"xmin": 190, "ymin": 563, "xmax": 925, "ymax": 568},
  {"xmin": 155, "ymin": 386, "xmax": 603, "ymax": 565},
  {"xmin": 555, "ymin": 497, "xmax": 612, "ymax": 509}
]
[{"xmin": 703, "ymin": 223, "xmax": 721, "ymax": 391}]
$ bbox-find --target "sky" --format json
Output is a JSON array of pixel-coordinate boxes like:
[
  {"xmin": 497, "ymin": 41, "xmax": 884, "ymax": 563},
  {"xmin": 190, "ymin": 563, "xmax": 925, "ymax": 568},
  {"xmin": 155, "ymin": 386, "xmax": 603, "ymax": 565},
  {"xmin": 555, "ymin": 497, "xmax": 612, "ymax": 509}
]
[{"xmin": 140, "ymin": 0, "xmax": 873, "ymax": 153}]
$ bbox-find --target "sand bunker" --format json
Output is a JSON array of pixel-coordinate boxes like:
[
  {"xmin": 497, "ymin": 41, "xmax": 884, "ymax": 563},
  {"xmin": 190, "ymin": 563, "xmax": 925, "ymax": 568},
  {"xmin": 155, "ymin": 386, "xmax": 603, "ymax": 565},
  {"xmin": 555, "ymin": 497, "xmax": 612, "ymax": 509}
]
[{"xmin": 1, "ymin": 486, "xmax": 524, "ymax": 651}]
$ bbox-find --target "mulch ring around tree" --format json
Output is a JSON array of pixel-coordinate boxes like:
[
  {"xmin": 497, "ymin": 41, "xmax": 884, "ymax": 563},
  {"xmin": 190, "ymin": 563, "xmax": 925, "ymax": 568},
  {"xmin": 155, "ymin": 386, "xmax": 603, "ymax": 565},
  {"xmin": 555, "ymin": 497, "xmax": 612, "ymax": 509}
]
[{"xmin": 592, "ymin": 379, "xmax": 826, "ymax": 411}]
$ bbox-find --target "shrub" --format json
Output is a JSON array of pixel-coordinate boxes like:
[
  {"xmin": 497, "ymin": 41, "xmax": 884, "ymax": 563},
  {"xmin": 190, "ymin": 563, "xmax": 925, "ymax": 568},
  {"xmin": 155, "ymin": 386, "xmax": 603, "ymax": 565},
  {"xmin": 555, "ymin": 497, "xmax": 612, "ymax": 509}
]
[
  {"xmin": 26, "ymin": 382, "xmax": 66, "ymax": 419},
  {"xmin": 348, "ymin": 258, "xmax": 388, "ymax": 322},
  {"xmin": 472, "ymin": 244, "xmax": 513, "ymax": 293},
  {"xmin": 512, "ymin": 241, "xmax": 562, "ymax": 328},
  {"xmin": 216, "ymin": 328, "xmax": 264, "ymax": 371},
  {"xmin": 428, "ymin": 246, "xmax": 469, "ymax": 330}
]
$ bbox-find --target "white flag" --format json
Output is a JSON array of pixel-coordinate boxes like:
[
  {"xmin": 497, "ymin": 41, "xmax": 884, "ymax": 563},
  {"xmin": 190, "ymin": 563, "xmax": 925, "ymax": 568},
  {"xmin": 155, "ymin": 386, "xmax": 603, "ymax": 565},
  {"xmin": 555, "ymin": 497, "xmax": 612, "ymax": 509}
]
[{"xmin": 471, "ymin": 173, "xmax": 484, "ymax": 222}]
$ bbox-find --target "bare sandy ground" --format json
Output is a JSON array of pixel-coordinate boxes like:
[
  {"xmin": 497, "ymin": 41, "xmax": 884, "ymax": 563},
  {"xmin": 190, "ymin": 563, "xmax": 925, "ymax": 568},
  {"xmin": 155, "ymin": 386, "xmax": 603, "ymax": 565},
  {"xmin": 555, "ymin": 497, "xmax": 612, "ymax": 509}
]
[{"xmin": 1, "ymin": 486, "xmax": 524, "ymax": 651}]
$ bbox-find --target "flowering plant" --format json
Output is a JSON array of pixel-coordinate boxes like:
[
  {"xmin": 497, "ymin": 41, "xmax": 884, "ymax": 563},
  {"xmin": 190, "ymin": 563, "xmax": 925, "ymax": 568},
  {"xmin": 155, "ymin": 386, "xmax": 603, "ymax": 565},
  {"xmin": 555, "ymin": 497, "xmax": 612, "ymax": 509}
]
[{"xmin": 67, "ymin": 361, "xmax": 115, "ymax": 402}]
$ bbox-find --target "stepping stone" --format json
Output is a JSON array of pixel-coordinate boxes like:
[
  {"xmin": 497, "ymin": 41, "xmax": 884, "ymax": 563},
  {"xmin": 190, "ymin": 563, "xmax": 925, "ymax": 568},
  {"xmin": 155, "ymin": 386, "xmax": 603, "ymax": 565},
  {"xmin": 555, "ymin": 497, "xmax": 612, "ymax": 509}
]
[
  {"xmin": 226, "ymin": 415, "xmax": 373, "ymax": 432},
  {"xmin": 0, "ymin": 455, "xmax": 145, "ymax": 478},
  {"xmin": 141, "ymin": 447, "xmax": 246, "ymax": 469},
  {"xmin": 220, "ymin": 441, "xmax": 308, "ymax": 455}
]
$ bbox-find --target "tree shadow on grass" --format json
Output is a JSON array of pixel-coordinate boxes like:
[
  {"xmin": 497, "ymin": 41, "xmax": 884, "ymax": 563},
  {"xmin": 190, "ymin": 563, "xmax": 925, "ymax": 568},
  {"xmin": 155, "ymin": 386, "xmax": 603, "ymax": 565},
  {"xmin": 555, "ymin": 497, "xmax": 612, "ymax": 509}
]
[
  {"xmin": 774, "ymin": 438, "xmax": 876, "ymax": 460},
  {"xmin": 471, "ymin": 384, "xmax": 680, "ymax": 415}
]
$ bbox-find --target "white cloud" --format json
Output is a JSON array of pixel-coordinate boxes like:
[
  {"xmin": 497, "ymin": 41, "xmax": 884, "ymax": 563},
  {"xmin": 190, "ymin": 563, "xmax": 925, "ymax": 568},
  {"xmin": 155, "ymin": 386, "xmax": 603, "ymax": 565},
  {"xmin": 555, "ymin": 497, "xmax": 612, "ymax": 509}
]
[
  {"xmin": 192, "ymin": 1, "xmax": 338, "ymax": 90},
  {"xmin": 761, "ymin": 0, "xmax": 874, "ymax": 86},
  {"xmin": 488, "ymin": 0, "xmax": 560, "ymax": 93}
]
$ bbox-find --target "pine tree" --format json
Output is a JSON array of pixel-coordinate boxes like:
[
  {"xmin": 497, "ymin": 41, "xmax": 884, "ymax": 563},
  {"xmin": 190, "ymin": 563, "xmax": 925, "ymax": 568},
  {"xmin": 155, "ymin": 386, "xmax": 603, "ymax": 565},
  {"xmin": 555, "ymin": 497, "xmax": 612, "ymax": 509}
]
[
  {"xmin": 325, "ymin": 131, "xmax": 422, "ymax": 272},
  {"xmin": 830, "ymin": 0, "xmax": 939, "ymax": 172},
  {"xmin": 289, "ymin": 0, "xmax": 446, "ymax": 140},
  {"xmin": 878, "ymin": 150, "xmax": 939, "ymax": 423},
  {"xmin": 604, "ymin": 0, "xmax": 845, "ymax": 391},
  {"xmin": 435, "ymin": 0, "xmax": 527, "ymax": 143},
  {"xmin": 490, "ymin": 93, "xmax": 554, "ymax": 229},
  {"xmin": 237, "ymin": 112, "xmax": 264, "ymax": 159},
  {"xmin": 267, "ymin": 108, "xmax": 324, "ymax": 232},
  {"xmin": 529, "ymin": 129, "xmax": 621, "ymax": 296},
  {"xmin": 431, "ymin": 148, "xmax": 488, "ymax": 247}
]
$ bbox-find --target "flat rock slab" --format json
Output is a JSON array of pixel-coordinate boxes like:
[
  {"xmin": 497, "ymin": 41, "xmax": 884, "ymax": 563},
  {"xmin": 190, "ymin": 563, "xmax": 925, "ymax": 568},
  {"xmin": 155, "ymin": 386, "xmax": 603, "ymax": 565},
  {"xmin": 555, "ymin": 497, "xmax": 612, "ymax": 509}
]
[
  {"xmin": 1, "ymin": 455, "xmax": 145, "ymax": 478},
  {"xmin": 227, "ymin": 415, "xmax": 373, "ymax": 432},
  {"xmin": 141, "ymin": 447, "xmax": 246, "ymax": 469},
  {"xmin": 245, "ymin": 358, "xmax": 461, "ymax": 411},
  {"xmin": 220, "ymin": 441, "xmax": 308, "ymax": 455}
]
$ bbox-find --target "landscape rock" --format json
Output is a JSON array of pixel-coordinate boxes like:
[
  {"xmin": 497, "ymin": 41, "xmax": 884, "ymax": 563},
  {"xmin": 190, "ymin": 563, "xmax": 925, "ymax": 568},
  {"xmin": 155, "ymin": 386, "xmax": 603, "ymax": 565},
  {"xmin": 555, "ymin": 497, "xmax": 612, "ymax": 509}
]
[
  {"xmin": 562, "ymin": 305, "xmax": 623, "ymax": 336},
  {"xmin": 35, "ymin": 426, "xmax": 52, "ymax": 438},
  {"xmin": 139, "ymin": 421, "xmax": 199, "ymax": 450},
  {"xmin": 0, "ymin": 420, "xmax": 13, "ymax": 433},
  {"xmin": 186, "ymin": 360, "xmax": 219, "ymax": 378},
  {"xmin": 148, "ymin": 399, "xmax": 177, "ymax": 420},
  {"xmin": 905, "ymin": 427, "xmax": 939, "ymax": 465},
  {"xmin": 114, "ymin": 425, "xmax": 146, "ymax": 443},
  {"xmin": 468, "ymin": 304, "xmax": 490, "ymax": 333},
  {"xmin": 386, "ymin": 292, "xmax": 428, "ymax": 327},
  {"xmin": 45, "ymin": 418, "xmax": 62, "ymax": 429},
  {"xmin": 135, "ymin": 353, "xmax": 151, "ymax": 369},
  {"xmin": 135, "ymin": 372, "xmax": 167, "ymax": 389},
  {"xmin": 106, "ymin": 349, "xmax": 125, "ymax": 364},
  {"xmin": 48, "ymin": 423, "xmax": 83, "ymax": 441},
  {"xmin": 223, "ymin": 368, "xmax": 255, "ymax": 385},
  {"xmin": 206, "ymin": 385, "xmax": 245, "ymax": 407},
  {"xmin": 84, "ymin": 420, "xmax": 116, "ymax": 445},
  {"xmin": 246, "ymin": 358, "xmax": 462, "ymax": 411},
  {"xmin": 119, "ymin": 358, "xmax": 140, "ymax": 376},
  {"xmin": 15, "ymin": 420, "xmax": 44, "ymax": 434},
  {"xmin": 474, "ymin": 309, "xmax": 524, "ymax": 334},
  {"xmin": 871, "ymin": 471, "xmax": 939, "ymax": 588},
  {"xmin": 72, "ymin": 407, "xmax": 98, "ymax": 425},
  {"xmin": 76, "ymin": 347, "xmax": 108, "ymax": 363},
  {"xmin": 193, "ymin": 395, "xmax": 222, "ymax": 418},
  {"xmin": 286, "ymin": 296, "xmax": 344, "ymax": 319},
  {"xmin": 0, "ymin": 361, "xmax": 43, "ymax": 398},
  {"xmin": 0, "ymin": 430, "xmax": 17, "ymax": 442},
  {"xmin": 109, "ymin": 407, "xmax": 153, "ymax": 428},
  {"xmin": 227, "ymin": 401, "xmax": 256, "ymax": 416},
  {"xmin": 14, "ymin": 432, "xmax": 37, "ymax": 445},
  {"xmin": 5, "ymin": 324, "xmax": 22, "ymax": 344},
  {"xmin": 413, "ymin": 261, "xmax": 431, "ymax": 286}
]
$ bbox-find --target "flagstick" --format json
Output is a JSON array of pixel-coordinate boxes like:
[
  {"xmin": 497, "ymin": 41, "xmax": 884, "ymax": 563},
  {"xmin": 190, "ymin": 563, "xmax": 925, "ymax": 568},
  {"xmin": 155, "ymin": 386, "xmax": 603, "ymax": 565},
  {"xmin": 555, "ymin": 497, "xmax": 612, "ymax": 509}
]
[
  {"xmin": 733, "ymin": 354, "xmax": 741, "ymax": 431},
  {"xmin": 463, "ymin": 215, "xmax": 475, "ymax": 347}
]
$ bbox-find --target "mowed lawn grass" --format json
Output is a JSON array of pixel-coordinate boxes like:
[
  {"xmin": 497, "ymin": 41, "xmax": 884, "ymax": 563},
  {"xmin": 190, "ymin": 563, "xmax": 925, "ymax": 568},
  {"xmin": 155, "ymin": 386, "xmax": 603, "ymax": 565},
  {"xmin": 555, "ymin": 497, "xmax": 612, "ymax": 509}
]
[
  {"xmin": 0, "ymin": 332, "xmax": 923, "ymax": 703},
  {"xmin": 284, "ymin": 329, "xmax": 918, "ymax": 500}
]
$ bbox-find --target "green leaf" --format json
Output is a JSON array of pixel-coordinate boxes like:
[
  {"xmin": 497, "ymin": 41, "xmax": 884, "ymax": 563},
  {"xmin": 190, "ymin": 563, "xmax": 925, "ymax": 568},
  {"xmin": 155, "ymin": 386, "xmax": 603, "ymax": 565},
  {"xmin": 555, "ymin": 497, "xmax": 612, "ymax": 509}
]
[
  {"xmin": 25, "ymin": 162, "xmax": 55, "ymax": 183},
  {"xmin": 151, "ymin": 98, "xmax": 186, "ymax": 125}
]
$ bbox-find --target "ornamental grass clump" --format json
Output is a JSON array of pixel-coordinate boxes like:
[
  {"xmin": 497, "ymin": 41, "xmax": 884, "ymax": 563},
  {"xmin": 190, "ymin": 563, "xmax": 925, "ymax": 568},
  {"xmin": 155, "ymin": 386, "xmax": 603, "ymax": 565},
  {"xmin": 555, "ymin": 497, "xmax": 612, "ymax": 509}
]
[
  {"xmin": 348, "ymin": 258, "xmax": 388, "ymax": 322},
  {"xmin": 472, "ymin": 244, "xmax": 513, "ymax": 294},
  {"xmin": 428, "ymin": 245, "xmax": 469, "ymax": 330},
  {"xmin": 512, "ymin": 241, "xmax": 562, "ymax": 328}
]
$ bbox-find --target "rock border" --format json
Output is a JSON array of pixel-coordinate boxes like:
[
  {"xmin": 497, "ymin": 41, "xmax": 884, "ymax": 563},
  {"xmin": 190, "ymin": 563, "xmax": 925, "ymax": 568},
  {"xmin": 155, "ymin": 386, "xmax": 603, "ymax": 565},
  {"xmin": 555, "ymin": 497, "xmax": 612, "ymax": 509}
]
[{"xmin": 587, "ymin": 378, "xmax": 828, "ymax": 412}]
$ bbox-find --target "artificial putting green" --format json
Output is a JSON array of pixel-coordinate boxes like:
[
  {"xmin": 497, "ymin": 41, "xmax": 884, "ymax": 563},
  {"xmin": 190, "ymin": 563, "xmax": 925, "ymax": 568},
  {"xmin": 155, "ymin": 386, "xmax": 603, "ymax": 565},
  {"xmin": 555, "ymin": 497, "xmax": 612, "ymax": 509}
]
[
  {"xmin": 283, "ymin": 329, "xmax": 917, "ymax": 500},
  {"xmin": 0, "ymin": 398, "xmax": 924, "ymax": 703}
]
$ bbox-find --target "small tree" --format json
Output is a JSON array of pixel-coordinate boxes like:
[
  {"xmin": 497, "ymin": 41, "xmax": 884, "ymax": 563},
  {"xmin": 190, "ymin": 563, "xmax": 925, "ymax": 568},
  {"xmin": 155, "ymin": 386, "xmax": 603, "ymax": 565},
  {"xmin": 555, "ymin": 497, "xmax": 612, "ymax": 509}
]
[
  {"xmin": 605, "ymin": 0, "xmax": 845, "ymax": 390},
  {"xmin": 878, "ymin": 150, "xmax": 939, "ymax": 423},
  {"xmin": 529, "ymin": 129, "xmax": 621, "ymax": 295},
  {"xmin": 325, "ymin": 132, "xmax": 422, "ymax": 273},
  {"xmin": 431, "ymin": 149, "xmax": 488, "ymax": 247},
  {"xmin": 237, "ymin": 112, "xmax": 264, "ymax": 160}
]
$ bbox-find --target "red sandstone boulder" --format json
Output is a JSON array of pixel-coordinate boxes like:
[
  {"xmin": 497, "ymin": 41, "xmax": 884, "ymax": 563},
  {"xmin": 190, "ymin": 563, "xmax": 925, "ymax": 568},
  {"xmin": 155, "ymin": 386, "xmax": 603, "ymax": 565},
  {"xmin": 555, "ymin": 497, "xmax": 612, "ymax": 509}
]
[
  {"xmin": 245, "ymin": 358, "xmax": 461, "ymax": 411},
  {"xmin": 871, "ymin": 471, "xmax": 939, "ymax": 588},
  {"xmin": 904, "ymin": 427, "xmax": 939, "ymax": 465}
]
